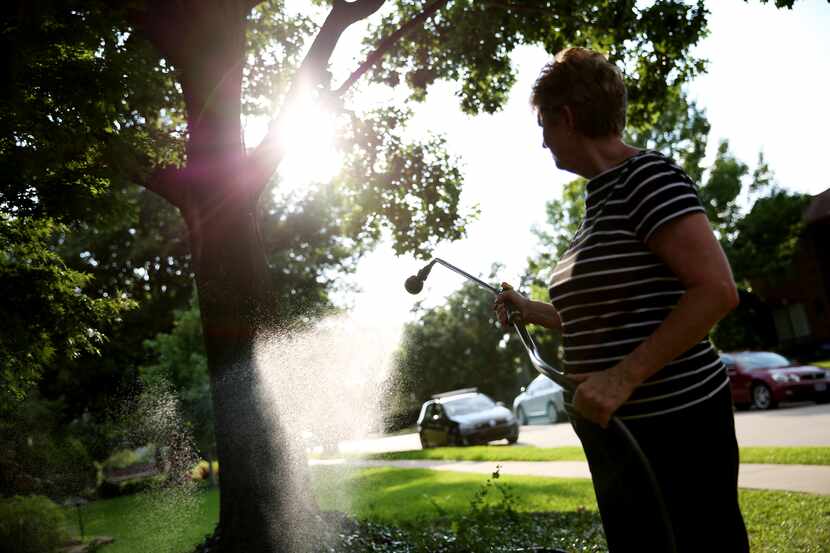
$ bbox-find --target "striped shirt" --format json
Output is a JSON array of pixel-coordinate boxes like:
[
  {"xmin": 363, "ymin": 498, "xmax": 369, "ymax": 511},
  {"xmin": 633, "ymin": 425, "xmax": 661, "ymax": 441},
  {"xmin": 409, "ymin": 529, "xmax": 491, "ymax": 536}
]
[{"xmin": 548, "ymin": 150, "xmax": 729, "ymax": 420}]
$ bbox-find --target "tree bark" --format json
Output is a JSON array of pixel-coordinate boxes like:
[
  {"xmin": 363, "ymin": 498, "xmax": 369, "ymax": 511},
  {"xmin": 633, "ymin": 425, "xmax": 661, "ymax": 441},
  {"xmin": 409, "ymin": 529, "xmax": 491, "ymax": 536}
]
[{"xmin": 188, "ymin": 203, "xmax": 316, "ymax": 552}]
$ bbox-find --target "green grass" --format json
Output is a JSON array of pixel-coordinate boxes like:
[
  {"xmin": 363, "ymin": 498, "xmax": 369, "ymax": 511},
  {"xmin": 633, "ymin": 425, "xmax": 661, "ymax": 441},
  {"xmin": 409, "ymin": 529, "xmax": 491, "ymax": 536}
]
[
  {"xmin": 740, "ymin": 447, "xmax": 830, "ymax": 465},
  {"xmin": 363, "ymin": 445, "xmax": 587, "ymax": 462},
  {"xmin": 69, "ymin": 467, "xmax": 830, "ymax": 553},
  {"xmin": 66, "ymin": 486, "xmax": 218, "ymax": 553},
  {"xmin": 814, "ymin": 359, "xmax": 830, "ymax": 369},
  {"xmin": 312, "ymin": 466, "xmax": 597, "ymax": 522},
  {"xmin": 362, "ymin": 445, "xmax": 830, "ymax": 465},
  {"xmin": 740, "ymin": 488, "xmax": 830, "ymax": 552}
]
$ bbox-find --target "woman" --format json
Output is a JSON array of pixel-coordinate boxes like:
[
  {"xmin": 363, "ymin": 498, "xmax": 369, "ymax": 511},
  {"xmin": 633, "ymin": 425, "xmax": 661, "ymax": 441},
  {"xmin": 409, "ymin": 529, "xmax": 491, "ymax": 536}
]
[{"xmin": 495, "ymin": 47, "xmax": 749, "ymax": 552}]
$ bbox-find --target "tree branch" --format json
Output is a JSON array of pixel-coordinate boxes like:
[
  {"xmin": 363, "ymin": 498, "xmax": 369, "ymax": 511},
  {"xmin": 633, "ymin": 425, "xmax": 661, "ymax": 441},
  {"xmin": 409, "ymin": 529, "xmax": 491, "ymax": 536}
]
[
  {"xmin": 333, "ymin": 0, "xmax": 452, "ymax": 97},
  {"xmin": 249, "ymin": 0, "xmax": 386, "ymax": 189},
  {"xmin": 479, "ymin": 0, "xmax": 557, "ymax": 15},
  {"xmin": 142, "ymin": 165, "xmax": 188, "ymax": 208},
  {"xmin": 249, "ymin": 0, "xmax": 458, "ymax": 198}
]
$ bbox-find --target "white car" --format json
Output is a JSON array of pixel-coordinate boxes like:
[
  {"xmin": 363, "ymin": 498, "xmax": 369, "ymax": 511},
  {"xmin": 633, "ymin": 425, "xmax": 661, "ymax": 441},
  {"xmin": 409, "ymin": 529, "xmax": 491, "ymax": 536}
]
[{"xmin": 513, "ymin": 374, "xmax": 566, "ymax": 424}]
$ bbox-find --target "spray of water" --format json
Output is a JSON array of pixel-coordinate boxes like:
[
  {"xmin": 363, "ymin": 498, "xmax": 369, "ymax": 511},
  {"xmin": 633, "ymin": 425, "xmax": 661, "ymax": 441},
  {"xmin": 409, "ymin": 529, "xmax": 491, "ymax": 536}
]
[
  {"xmin": 107, "ymin": 381, "xmax": 202, "ymax": 553},
  {"xmin": 104, "ymin": 292, "xmax": 410, "ymax": 551},
  {"xmin": 252, "ymin": 307, "xmax": 406, "ymax": 547}
]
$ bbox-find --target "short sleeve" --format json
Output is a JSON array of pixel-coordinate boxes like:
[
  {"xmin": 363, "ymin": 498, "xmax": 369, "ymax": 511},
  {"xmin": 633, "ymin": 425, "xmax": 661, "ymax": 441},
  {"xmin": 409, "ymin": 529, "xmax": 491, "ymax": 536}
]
[{"xmin": 624, "ymin": 158, "xmax": 705, "ymax": 243}]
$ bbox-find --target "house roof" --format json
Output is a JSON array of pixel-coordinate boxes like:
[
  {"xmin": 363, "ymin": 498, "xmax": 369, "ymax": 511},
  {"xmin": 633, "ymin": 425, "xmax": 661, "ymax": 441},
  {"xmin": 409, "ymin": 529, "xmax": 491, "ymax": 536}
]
[{"xmin": 805, "ymin": 187, "xmax": 830, "ymax": 225}]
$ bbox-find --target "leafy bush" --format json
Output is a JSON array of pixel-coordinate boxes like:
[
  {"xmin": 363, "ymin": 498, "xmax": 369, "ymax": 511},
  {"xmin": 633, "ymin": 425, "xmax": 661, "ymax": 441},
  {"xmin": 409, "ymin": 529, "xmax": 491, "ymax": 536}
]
[
  {"xmin": 103, "ymin": 448, "xmax": 141, "ymax": 471},
  {"xmin": 0, "ymin": 393, "xmax": 96, "ymax": 497},
  {"xmin": 98, "ymin": 474, "xmax": 166, "ymax": 499},
  {"xmin": 0, "ymin": 495, "xmax": 69, "ymax": 553},
  {"xmin": 313, "ymin": 467, "xmax": 605, "ymax": 552}
]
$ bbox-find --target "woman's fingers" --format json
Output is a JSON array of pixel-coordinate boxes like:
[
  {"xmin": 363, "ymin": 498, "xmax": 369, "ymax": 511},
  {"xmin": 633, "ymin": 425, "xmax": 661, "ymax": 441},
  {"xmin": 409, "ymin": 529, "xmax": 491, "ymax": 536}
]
[
  {"xmin": 494, "ymin": 283, "xmax": 518, "ymax": 328},
  {"xmin": 570, "ymin": 369, "xmax": 636, "ymax": 428},
  {"xmin": 570, "ymin": 371, "xmax": 611, "ymax": 427},
  {"xmin": 573, "ymin": 386, "xmax": 612, "ymax": 428}
]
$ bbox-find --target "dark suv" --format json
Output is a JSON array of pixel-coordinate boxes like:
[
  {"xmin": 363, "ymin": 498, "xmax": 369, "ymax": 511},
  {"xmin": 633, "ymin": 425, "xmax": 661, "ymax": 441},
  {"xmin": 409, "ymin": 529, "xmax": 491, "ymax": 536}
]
[{"xmin": 417, "ymin": 388, "xmax": 519, "ymax": 448}]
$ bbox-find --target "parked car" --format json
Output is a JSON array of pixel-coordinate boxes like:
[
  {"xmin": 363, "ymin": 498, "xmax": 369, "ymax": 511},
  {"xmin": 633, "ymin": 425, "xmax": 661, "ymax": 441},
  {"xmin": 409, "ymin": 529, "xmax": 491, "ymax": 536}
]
[
  {"xmin": 417, "ymin": 388, "xmax": 519, "ymax": 448},
  {"xmin": 720, "ymin": 351, "xmax": 830, "ymax": 410},
  {"xmin": 512, "ymin": 373, "xmax": 566, "ymax": 424}
]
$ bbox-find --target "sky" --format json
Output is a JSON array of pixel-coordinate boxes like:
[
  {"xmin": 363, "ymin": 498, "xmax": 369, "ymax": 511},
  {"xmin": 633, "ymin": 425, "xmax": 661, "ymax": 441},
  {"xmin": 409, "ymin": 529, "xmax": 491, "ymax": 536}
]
[{"xmin": 269, "ymin": 0, "xmax": 830, "ymax": 325}]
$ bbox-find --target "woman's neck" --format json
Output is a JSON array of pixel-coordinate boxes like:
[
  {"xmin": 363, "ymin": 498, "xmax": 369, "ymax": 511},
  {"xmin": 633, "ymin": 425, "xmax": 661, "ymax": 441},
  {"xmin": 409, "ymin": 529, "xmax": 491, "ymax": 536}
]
[{"xmin": 576, "ymin": 135, "xmax": 641, "ymax": 179}]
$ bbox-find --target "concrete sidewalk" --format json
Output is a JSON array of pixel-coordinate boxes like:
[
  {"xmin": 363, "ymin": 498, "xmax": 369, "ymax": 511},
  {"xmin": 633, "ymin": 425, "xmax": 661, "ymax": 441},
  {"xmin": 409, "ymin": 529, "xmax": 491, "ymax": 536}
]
[{"xmin": 310, "ymin": 458, "xmax": 830, "ymax": 496}]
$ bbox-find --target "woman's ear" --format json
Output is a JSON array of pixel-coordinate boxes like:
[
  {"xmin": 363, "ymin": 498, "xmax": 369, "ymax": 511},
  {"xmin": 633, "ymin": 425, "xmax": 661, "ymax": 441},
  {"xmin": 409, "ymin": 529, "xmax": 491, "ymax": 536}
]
[{"xmin": 561, "ymin": 105, "xmax": 576, "ymax": 133}]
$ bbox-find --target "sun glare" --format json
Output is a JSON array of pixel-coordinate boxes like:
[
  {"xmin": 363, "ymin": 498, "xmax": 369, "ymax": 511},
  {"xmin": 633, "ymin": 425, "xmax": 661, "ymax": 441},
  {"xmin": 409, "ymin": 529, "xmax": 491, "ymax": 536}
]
[{"xmin": 274, "ymin": 95, "xmax": 343, "ymax": 195}]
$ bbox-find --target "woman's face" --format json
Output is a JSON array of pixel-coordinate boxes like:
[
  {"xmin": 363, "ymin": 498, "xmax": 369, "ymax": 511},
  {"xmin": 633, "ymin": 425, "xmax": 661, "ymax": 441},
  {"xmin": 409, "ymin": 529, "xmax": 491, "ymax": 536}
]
[{"xmin": 539, "ymin": 108, "xmax": 577, "ymax": 171}]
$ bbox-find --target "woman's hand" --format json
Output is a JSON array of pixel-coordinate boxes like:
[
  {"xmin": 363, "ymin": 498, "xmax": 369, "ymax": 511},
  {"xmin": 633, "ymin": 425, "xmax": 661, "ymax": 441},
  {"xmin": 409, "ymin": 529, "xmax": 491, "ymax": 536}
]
[
  {"xmin": 568, "ymin": 363, "xmax": 640, "ymax": 428},
  {"xmin": 494, "ymin": 282, "xmax": 529, "ymax": 328},
  {"xmin": 495, "ymin": 283, "xmax": 563, "ymax": 330}
]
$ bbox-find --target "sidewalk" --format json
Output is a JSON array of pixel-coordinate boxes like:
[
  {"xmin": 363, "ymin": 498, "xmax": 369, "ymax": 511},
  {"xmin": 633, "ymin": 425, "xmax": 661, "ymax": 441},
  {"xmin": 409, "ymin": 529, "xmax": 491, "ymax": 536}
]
[{"xmin": 310, "ymin": 458, "xmax": 830, "ymax": 495}]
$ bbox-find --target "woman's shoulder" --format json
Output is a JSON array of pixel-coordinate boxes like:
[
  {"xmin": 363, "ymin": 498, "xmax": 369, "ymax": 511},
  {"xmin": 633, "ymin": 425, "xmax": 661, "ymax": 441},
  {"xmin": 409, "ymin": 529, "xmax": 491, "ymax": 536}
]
[
  {"xmin": 616, "ymin": 150, "xmax": 694, "ymax": 192},
  {"xmin": 626, "ymin": 149, "xmax": 679, "ymax": 172}
]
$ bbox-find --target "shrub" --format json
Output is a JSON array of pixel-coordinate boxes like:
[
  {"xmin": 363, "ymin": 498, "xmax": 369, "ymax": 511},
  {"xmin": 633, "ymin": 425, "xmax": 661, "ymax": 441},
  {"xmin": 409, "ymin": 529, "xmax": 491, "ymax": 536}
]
[
  {"xmin": 98, "ymin": 474, "xmax": 166, "ymax": 499},
  {"xmin": 0, "ymin": 495, "xmax": 68, "ymax": 553},
  {"xmin": 103, "ymin": 448, "xmax": 141, "ymax": 471},
  {"xmin": 190, "ymin": 460, "xmax": 219, "ymax": 481},
  {"xmin": 0, "ymin": 394, "xmax": 96, "ymax": 497}
]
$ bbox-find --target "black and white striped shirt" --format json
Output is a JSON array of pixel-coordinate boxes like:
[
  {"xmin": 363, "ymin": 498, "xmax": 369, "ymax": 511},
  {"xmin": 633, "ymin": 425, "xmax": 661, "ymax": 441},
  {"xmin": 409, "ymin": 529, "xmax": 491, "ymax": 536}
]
[{"xmin": 548, "ymin": 151, "xmax": 729, "ymax": 420}]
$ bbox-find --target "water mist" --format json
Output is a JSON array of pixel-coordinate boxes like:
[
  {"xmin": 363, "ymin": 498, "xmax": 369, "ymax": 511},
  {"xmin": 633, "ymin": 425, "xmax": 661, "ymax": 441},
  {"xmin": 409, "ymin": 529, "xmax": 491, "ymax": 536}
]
[{"xmin": 251, "ymin": 305, "xmax": 407, "ymax": 548}]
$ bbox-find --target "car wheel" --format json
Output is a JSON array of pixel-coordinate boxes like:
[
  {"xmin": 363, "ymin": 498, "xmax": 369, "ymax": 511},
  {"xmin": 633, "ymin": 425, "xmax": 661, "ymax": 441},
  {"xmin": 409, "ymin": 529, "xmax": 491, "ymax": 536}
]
[
  {"xmin": 516, "ymin": 407, "xmax": 528, "ymax": 425},
  {"xmin": 448, "ymin": 428, "xmax": 467, "ymax": 447},
  {"xmin": 546, "ymin": 402, "xmax": 560, "ymax": 424},
  {"xmin": 751, "ymin": 383, "xmax": 776, "ymax": 410},
  {"xmin": 419, "ymin": 433, "xmax": 432, "ymax": 449},
  {"xmin": 507, "ymin": 426, "xmax": 519, "ymax": 445}
]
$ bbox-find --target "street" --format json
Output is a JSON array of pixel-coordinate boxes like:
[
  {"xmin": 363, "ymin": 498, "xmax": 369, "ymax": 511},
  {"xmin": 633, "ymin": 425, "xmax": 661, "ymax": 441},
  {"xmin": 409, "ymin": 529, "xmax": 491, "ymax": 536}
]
[{"xmin": 338, "ymin": 401, "xmax": 830, "ymax": 454}]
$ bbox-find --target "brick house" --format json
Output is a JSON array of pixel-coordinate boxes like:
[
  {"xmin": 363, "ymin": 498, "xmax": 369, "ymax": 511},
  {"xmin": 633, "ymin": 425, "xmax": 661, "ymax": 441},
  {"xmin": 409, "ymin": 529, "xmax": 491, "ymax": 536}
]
[{"xmin": 750, "ymin": 187, "xmax": 830, "ymax": 353}]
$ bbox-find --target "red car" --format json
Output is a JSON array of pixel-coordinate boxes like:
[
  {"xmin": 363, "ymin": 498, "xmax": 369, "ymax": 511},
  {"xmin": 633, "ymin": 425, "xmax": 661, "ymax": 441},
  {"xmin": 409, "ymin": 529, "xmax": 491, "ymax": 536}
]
[{"xmin": 720, "ymin": 351, "xmax": 830, "ymax": 410}]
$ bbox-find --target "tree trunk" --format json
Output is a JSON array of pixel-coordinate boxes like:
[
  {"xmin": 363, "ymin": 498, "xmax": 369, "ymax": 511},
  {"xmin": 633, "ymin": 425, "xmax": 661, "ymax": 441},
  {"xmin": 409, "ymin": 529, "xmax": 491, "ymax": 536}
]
[
  {"xmin": 205, "ymin": 451, "xmax": 218, "ymax": 488},
  {"xmin": 131, "ymin": 1, "xmax": 437, "ymax": 548},
  {"xmin": 134, "ymin": 3, "xmax": 319, "ymax": 550},
  {"xmin": 187, "ymin": 204, "xmax": 317, "ymax": 552}
]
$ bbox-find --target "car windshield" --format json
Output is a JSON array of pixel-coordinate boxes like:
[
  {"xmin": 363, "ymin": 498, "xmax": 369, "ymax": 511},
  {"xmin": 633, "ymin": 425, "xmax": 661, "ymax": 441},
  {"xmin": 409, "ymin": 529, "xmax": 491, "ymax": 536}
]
[
  {"xmin": 443, "ymin": 395, "xmax": 495, "ymax": 416},
  {"xmin": 735, "ymin": 352, "xmax": 791, "ymax": 371}
]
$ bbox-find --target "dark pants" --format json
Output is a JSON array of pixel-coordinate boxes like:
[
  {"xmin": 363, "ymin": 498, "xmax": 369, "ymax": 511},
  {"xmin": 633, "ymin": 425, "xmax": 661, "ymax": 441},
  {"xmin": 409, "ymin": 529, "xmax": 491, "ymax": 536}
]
[{"xmin": 571, "ymin": 386, "xmax": 750, "ymax": 552}]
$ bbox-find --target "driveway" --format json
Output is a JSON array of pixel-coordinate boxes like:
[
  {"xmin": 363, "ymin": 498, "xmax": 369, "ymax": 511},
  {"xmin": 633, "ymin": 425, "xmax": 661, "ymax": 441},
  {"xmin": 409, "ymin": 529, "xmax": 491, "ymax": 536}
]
[{"xmin": 338, "ymin": 401, "xmax": 830, "ymax": 454}]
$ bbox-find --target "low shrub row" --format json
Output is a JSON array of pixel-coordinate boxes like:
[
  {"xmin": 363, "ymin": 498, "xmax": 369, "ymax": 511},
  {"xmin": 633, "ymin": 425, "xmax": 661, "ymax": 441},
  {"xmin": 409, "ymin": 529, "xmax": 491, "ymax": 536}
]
[
  {"xmin": 0, "ymin": 495, "xmax": 69, "ymax": 553},
  {"xmin": 98, "ymin": 473, "xmax": 167, "ymax": 499}
]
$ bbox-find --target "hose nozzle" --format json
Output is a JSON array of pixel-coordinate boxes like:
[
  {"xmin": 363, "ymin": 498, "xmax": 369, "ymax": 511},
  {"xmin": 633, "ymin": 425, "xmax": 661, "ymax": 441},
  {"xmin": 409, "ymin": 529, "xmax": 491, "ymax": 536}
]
[
  {"xmin": 404, "ymin": 262, "xmax": 436, "ymax": 295},
  {"xmin": 405, "ymin": 275, "xmax": 424, "ymax": 294}
]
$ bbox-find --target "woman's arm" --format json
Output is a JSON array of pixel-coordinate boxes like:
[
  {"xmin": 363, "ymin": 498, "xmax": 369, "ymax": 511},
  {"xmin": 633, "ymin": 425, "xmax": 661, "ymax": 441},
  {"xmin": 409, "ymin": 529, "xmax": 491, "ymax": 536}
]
[
  {"xmin": 494, "ymin": 284, "xmax": 562, "ymax": 330},
  {"xmin": 570, "ymin": 212, "xmax": 738, "ymax": 427}
]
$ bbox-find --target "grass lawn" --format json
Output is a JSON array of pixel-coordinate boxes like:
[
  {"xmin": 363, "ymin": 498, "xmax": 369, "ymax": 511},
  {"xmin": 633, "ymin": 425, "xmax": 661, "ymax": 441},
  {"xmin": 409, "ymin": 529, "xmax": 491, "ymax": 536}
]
[
  {"xmin": 362, "ymin": 445, "xmax": 830, "ymax": 465},
  {"xmin": 68, "ymin": 486, "xmax": 218, "ymax": 553},
  {"xmin": 71, "ymin": 466, "xmax": 829, "ymax": 553},
  {"xmin": 362, "ymin": 444, "xmax": 587, "ymax": 462},
  {"xmin": 814, "ymin": 359, "xmax": 830, "ymax": 369}
]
